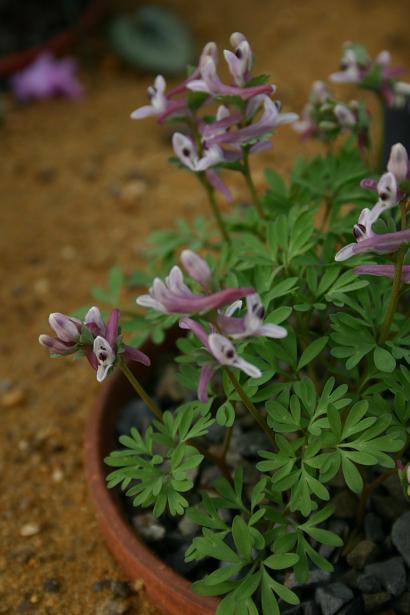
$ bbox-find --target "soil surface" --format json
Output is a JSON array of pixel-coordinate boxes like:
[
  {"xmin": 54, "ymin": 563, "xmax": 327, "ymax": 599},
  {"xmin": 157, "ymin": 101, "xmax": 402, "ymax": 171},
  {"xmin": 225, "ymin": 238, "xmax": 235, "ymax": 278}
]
[{"xmin": 1, "ymin": 0, "xmax": 410, "ymax": 613}]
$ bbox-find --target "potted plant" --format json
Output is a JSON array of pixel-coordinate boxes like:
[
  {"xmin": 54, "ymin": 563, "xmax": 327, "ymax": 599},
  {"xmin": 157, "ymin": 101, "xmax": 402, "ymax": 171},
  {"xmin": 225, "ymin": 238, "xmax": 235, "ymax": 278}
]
[{"xmin": 39, "ymin": 34, "xmax": 410, "ymax": 615}]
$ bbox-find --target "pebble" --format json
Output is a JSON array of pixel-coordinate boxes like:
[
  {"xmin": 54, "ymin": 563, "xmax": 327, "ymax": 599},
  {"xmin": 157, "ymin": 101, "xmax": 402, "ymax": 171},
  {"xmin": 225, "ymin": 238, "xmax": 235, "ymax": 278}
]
[
  {"xmin": 43, "ymin": 577, "xmax": 61, "ymax": 593},
  {"xmin": 365, "ymin": 556, "xmax": 406, "ymax": 597},
  {"xmin": 346, "ymin": 539, "xmax": 377, "ymax": 570},
  {"xmin": 110, "ymin": 581, "xmax": 132, "ymax": 599},
  {"xmin": 52, "ymin": 468, "xmax": 64, "ymax": 482},
  {"xmin": 372, "ymin": 494, "xmax": 408, "ymax": 521},
  {"xmin": 118, "ymin": 179, "xmax": 147, "ymax": 206},
  {"xmin": 288, "ymin": 568, "xmax": 331, "ymax": 589},
  {"xmin": 33, "ymin": 278, "xmax": 50, "ymax": 296},
  {"xmin": 357, "ymin": 572, "xmax": 383, "ymax": 593},
  {"xmin": 20, "ymin": 522, "xmax": 40, "ymax": 537},
  {"xmin": 331, "ymin": 491, "xmax": 357, "ymax": 519},
  {"xmin": 177, "ymin": 515, "xmax": 198, "ymax": 537},
  {"xmin": 95, "ymin": 598, "xmax": 130, "ymax": 615},
  {"xmin": 1, "ymin": 388, "xmax": 25, "ymax": 407},
  {"xmin": 391, "ymin": 511, "xmax": 410, "ymax": 567},
  {"xmin": 337, "ymin": 596, "xmax": 363, "ymax": 615},
  {"xmin": 91, "ymin": 579, "xmax": 112, "ymax": 593},
  {"xmin": 315, "ymin": 582, "xmax": 353, "ymax": 615},
  {"xmin": 132, "ymin": 513, "xmax": 166, "ymax": 542},
  {"xmin": 395, "ymin": 592, "xmax": 410, "ymax": 615},
  {"xmin": 364, "ymin": 512, "xmax": 384, "ymax": 543},
  {"xmin": 362, "ymin": 592, "xmax": 391, "ymax": 613}
]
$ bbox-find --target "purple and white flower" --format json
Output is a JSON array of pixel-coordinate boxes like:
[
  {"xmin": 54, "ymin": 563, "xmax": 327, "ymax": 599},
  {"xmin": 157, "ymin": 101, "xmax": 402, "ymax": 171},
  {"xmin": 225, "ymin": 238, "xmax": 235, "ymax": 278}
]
[
  {"xmin": 136, "ymin": 264, "xmax": 254, "ymax": 315},
  {"xmin": 217, "ymin": 293, "xmax": 287, "ymax": 340},
  {"xmin": 180, "ymin": 250, "xmax": 211, "ymax": 290},
  {"xmin": 387, "ymin": 143, "xmax": 409, "ymax": 183},
  {"xmin": 172, "ymin": 133, "xmax": 225, "ymax": 171},
  {"xmin": 336, "ymin": 225, "xmax": 410, "ymax": 262},
  {"xmin": 179, "ymin": 318, "xmax": 261, "ymax": 402},
  {"xmin": 130, "ymin": 75, "xmax": 187, "ymax": 122},
  {"xmin": 187, "ymin": 55, "xmax": 275, "ymax": 101},
  {"xmin": 223, "ymin": 32, "xmax": 253, "ymax": 87},
  {"xmin": 39, "ymin": 312, "xmax": 82, "ymax": 355},
  {"xmin": 353, "ymin": 264, "xmax": 410, "ymax": 283},
  {"xmin": 206, "ymin": 96, "xmax": 298, "ymax": 147}
]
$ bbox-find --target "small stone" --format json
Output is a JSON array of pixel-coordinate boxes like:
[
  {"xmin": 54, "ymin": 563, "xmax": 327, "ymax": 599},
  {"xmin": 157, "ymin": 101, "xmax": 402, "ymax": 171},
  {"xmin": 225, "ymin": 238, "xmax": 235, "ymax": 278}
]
[
  {"xmin": 346, "ymin": 539, "xmax": 377, "ymax": 570},
  {"xmin": 372, "ymin": 494, "xmax": 408, "ymax": 521},
  {"xmin": 30, "ymin": 595, "xmax": 39, "ymax": 603},
  {"xmin": 119, "ymin": 179, "xmax": 147, "ymax": 205},
  {"xmin": 288, "ymin": 568, "xmax": 331, "ymax": 589},
  {"xmin": 52, "ymin": 468, "xmax": 64, "ymax": 482},
  {"xmin": 91, "ymin": 580, "xmax": 112, "ymax": 593},
  {"xmin": 132, "ymin": 513, "xmax": 165, "ymax": 542},
  {"xmin": 1, "ymin": 388, "xmax": 25, "ymax": 407},
  {"xmin": 392, "ymin": 511, "xmax": 410, "ymax": 567},
  {"xmin": 20, "ymin": 522, "xmax": 40, "ymax": 537},
  {"xmin": 357, "ymin": 573, "xmax": 383, "ymax": 593},
  {"xmin": 315, "ymin": 582, "xmax": 354, "ymax": 615},
  {"xmin": 395, "ymin": 591, "xmax": 410, "ymax": 615},
  {"xmin": 337, "ymin": 597, "xmax": 363, "ymax": 615},
  {"xmin": 362, "ymin": 592, "xmax": 391, "ymax": 613},
  {"xmin": 364, "ymin": 513, "xmax": 384, "ymax": 543},
  {"xmin": 332, "ymin": 490, "xmax": 357, "ymax": 519},
  {"xmin": 43, "ymin": 577, "xmax": 61, "ymax": 593},
  {"xmin": 177, "ymin": 515, "xmax": 198, "ymax": 537},
  {"xmin": 110, "ymin": 581, "xmax": 132, "ymax": 599},
  {"xmin": 60, "ymin": 245, "xmax": 77, "ymax": 260},
  {"xmin": 33, "ymin": 278, "xmax": 49, "ymax": 296},
  {"xmin": 95, "ymin": 598, "xmax": 130, "ymax": 615},
  {"xmin": 365, "ymin": 556, "xmax": 406, "ymax": 597},
  {"xmin": 131, "ymin": 579, "xmax": 144, "ymax": 593},
  {"xmin": 237, "ymin": 429, "xmax": 272, "ymax": 457}
]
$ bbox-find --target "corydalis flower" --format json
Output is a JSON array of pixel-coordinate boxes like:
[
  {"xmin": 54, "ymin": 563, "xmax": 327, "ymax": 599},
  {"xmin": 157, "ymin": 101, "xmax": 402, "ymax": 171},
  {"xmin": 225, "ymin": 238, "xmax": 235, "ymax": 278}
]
[
  {"xmin": 137, "ymin": 264, "xmax": 254, "ymax": 315},
  {"xmin": 187, "ymin": 56, "xmax": 275, "ymax": 101},
  {"xmin": 217, "ymin": 294, "xmax": 287, "ymax": 340},
  {"xmin": 39, "ymin": 312, "xmax": 82, "ymax": 355},
  {"xmin": 330, "ymin": 43, "xmax": 404, "ymax": 105},
  {"xmin": 130, "ymin": 75, "xmax": 187, "ymax": 122},
  {"xmin": 353, "ymin": 264, "xmax": 410, "ymax": 283},
  {"xmin": 207, "ymin": 96, "xmax": 297, "ymax": 147},
  {"xmin": 172, "ymin": 133, "xmax": 225, "ymax": 171},
  {"xmin": 179, "ymin": 318, "xmax": 261, "ymax": 402},
  {"xmin": 10, "ymin": 53, "xmax": 83, "ymax": 101},
  {"xmin": 39, "ymin": 307, "xmax": 150, "ymax": 382},
  {"xmin": 223, "ymin": 32, "xmax": 253, "ymax": 87},
  {"xmin": 387, "ymin": 143, "xmax": 410, "ymax": 183},
  {"xmin": 180, "ymin": 250, "xmax": 211, "ymax": 290},
  {"xmin": 335, "ymin": 226, "xmax": 410, "ymax": 262}
]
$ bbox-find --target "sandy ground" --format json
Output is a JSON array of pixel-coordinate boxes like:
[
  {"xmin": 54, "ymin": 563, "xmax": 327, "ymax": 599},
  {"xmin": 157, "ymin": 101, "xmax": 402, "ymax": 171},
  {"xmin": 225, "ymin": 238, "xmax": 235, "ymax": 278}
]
[{"xmin": 1, "ymin": 0, "xmax": 410, "ymax": 612}]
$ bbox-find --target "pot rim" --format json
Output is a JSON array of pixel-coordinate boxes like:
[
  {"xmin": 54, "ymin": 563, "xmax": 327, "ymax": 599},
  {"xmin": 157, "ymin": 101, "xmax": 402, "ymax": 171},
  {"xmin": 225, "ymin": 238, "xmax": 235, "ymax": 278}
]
[{"xmin": 84, "ymin": 336, "xmax": 218, "ymax": 615}]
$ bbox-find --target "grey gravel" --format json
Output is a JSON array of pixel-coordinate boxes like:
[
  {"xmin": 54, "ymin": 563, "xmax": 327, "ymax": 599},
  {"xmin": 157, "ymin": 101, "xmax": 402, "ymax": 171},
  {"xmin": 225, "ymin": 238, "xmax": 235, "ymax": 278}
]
[
  {"xmin": 332, "ymin": 491, "xmax": 357, "ymax": 519},
  {"xmin": 394, "ymin": 591, "xmax": 410, "ymax": 615},
  {"xmin": 346, "ymin": 539, "xmax": 377, "ymax": 570},
  {"xmin": 364, "ymin": 513, "xmax": 384, "ymax": 543},
  {"xmin": 365, "ymin": 556, "xmax": 406, "ymax": 597},
  {"xmin": 315, "ymin": 582, "xmax": 353, "ymax": 615},
  {"xmin": 392, "ymin": 511, "xmax": 410, "ymax": 567},
  {"xmin": 357, "ymin": 572, "xmax": 382, "ymax": 593},
  {"xmin": 362, "ymin": 592, "xmax": 391, "ymax": 613},
  {"xmin": 132, "ymin": 513, "xmax": 166, "ymax": 542}
]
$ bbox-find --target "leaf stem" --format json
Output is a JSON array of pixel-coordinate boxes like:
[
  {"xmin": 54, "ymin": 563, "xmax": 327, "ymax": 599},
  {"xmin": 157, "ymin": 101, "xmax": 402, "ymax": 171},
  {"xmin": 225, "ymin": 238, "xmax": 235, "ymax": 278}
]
[
  {"xmin": 119, "ymin": 362, "xmax": 163, "ymax": 420},
  {"xmin": 242, "ymin": 149, "xmax": 266, "ymax": 220},
  {"xmin": 224, "ymin": 367, "xmax": 276, "ymax": 450},
  {"xmin": 199, "ymin": 173, "xmax": 231, "ymax": 244}
]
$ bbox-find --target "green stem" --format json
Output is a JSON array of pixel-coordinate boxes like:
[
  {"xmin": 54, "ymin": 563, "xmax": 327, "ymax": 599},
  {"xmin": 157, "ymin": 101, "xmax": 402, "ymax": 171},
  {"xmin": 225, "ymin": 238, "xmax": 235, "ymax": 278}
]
[
  {"xmin": 378, "ymin": 202, "xmax": 408, "ymax": 345},
  {"xmin": 199, "ymin": 173, "xmax": 231, "ymax": 244},
  {"xmin": 224, "ymin": 367, "xmax": 276, "ymax": 450},
  {"xmin": 120, "ymin": 362, "xmax": 163, "ymax": 420},
  {"xmin": 242, "ymin": 150, "xmax": 266, "ymax": 220},
  {"xmin": 221, "ymin": 424, "xmax": 234, "ymax": 464}
]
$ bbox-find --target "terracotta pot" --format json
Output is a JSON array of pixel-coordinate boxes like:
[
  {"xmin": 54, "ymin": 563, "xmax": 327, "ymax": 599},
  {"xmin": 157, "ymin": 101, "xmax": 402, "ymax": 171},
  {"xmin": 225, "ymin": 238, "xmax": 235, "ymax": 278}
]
[
  {"xmin": 0, "ymin": 0, "xmax": 102, "ymax": 76},
  {"xmin": 84, "ymin": 334, "xmax": 218, "ymax": 615}
]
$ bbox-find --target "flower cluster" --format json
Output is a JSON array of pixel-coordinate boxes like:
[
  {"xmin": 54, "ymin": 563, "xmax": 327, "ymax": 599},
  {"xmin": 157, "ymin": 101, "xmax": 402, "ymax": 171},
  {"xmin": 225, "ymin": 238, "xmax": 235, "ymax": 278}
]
[
  {"xmin": 330, "ymin": 42, "xmax": 404, "ymax": 105},
  {"xmin": 39, "ymin": 307, "xmax": 150, "ymax": 382},
  {"xmin": 335, "ymin": 143, "xmax": 410, "ymax": 274},
  {"xmin": 294, "ymin": 80, "xmax": 370, "ymax": 149},
  {"xmin": 130, "ymin": 32, "xmax": 297, "ymax": 202},
  {"xmin": 136, "ymin": 250, "xmax": 288, "ymax": 401}
]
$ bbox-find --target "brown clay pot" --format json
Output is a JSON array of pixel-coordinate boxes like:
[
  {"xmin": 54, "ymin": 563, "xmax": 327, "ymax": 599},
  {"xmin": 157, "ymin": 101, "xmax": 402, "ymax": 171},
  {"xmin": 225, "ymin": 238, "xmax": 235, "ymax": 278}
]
[
  {"xmin": 0, "ymin": 0, "xmax": 102, "ymax": 76},
  {"xmin": 84, "ymin": 335, "xmax": 218, "ymax": 615}
]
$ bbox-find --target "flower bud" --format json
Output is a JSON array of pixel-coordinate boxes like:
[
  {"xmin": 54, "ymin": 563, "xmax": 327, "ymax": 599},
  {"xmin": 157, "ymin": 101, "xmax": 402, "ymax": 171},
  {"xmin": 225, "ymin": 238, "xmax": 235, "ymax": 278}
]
[
  {"xmin": 48, "ymin": 313, "xmax": 81, "ymax": 342},
  {"xmin": 39, "ymin": 334, "xmax": 76, "ymax": 355},
  {"xmin": 387, "ymin": 143, "xmax": 409, "ymax": 182},
  {"xmin": 180, "ymin": 250, "xmax": 211, "ymax": 289},
  {"xmin": 334, "ymin": 103, "xmax": 356, "ymax": 127}
]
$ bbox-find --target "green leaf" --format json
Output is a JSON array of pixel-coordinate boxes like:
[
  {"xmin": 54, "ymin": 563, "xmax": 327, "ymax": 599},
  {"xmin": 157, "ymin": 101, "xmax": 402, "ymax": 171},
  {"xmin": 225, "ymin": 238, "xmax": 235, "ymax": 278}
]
[
  {"xmin": 216, "ymin": 401, "xmax": 235, "ymax": 427},
  {"xmin": 264, "ymin": 553, "xmax": 299, "ymax": 570},
  {"xmin": 341, "ymin": 456, "xmax": 363, "ymax": 493},
  {"xmin": 232, "ymin": 516, "xmax": 253, "ymax": 560},
  {"xmin": 373, "ymin": 346, "xmax": 396, "ymax": 373},
  {"xmin": 298, "ymin": 337, "xmax": 328, "ymax": 370}
]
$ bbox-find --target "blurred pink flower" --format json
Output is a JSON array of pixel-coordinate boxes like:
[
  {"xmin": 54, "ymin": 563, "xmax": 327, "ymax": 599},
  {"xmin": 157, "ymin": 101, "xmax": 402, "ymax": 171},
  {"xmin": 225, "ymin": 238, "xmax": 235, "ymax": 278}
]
[{"xmin": 10, "ymin": 53, "xmax": 83, "ymax": 101}]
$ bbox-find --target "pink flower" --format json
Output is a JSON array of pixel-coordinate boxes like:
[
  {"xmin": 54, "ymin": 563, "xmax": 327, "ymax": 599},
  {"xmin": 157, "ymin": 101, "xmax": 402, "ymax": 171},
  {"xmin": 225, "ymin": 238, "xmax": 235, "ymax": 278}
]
[{"xmin": 11, "ymin": 53, "xmax": 83, "ymax": 101}]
